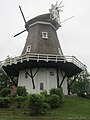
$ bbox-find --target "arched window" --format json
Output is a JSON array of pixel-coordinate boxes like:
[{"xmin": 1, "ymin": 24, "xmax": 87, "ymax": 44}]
[{"xmin": 40, "ymin": 83, "xmax": 44, "ymax": 90}]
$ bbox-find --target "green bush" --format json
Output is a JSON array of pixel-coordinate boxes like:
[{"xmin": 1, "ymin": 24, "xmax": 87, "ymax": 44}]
[
  {"xmin": 15, "ymin": 96, "xmax": 26, "ymax": 108},
  {"xmin": 0, "ymin": 97, "xmax": 10, "ymax": 108},
  {"xmin": 40, "ymin": 90, "xmax": 49, "ymax": 103},
  {"xmin": 40, "ymin": 90, "xmax": 48, "ymax": 97},
  {"xmin": 50, "ymin": 88, "xmax": 63, "ymax": 100},
  {"xmin": 0, "ymin": 88, "xmax": 10, "ymax": 97},
  {"xmin": 49, "ymin": 94, "xmax": 60, "ymax": 108},
  {"xmin": 16, "ymin": 86, "xmax": 28, "ymax": 96},
  {"xmin": 27, "ymin": 94, "xmax": 49, "ymax": 115}
]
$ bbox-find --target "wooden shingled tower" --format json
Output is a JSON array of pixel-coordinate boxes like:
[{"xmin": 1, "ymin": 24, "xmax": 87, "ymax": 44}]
[{"xmin": 2, "ymin": 2, "xmax": 85, "ymax": 95}]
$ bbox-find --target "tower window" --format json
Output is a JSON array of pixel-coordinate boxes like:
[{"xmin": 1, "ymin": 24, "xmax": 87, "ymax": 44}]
[
  {"xmin": 26, "ymin": 45, "xmax": 31, "ymax": 53},
  {"xmin": 42, "ymin": 32, "xmax": 48, "ymax": 39},
  {"xmin": 40, "ymin": 83, "xmax": 44, "ymax": 90}
]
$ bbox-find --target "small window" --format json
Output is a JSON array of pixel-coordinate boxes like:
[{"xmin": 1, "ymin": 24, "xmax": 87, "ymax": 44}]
[
  {"xmin": 42, "ymin": 32, "xmax": 48, "ymax": 39},
  {"xmin": 50, "ymin": 71, "xmax": 54, "ymax": 76},
  {"xmin": 40, "ymin": 83, "xmax": 44, "ymax": 90},
  {"xmin": 26, "ymin": 45, "xmax": 31, "ymax": 53}
]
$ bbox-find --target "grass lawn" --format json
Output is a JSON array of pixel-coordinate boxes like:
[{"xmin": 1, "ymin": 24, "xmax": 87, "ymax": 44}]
[{"xmin": 0, "ymin": 96, "xmax": 90, "ymax": 120}]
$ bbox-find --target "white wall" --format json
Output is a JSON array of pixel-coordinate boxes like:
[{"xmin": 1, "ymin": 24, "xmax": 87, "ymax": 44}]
[
  {"xmin": 59, "ymin": 70, "xmax": 68, "ymax": 95},
  {"xmin": 18, "ymin": 68, "xmax": 68, "ymax": 95}
]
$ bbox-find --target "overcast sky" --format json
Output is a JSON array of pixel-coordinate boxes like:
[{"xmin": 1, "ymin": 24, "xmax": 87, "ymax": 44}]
[{"xmin": 0, "ymin": 0, "xmax": 90, "ymax": 71}]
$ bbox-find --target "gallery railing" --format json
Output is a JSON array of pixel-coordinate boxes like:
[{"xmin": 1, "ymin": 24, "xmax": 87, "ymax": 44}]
[{"xmin": 0, "ymin": 53, "xmax": 86, "ymax": 70}]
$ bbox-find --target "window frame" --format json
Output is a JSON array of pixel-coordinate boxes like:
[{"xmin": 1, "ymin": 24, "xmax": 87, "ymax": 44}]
[
  {"xmin": 26, "ymin": 45, "xmax": 31, "ymax": 53},
  {"xmin": 42, "ymin": 32, "xmax": 48, "ymax": 39},
  {"xmin": 40, "ymin": 83, "xmax": 44, "ymax": 90}
]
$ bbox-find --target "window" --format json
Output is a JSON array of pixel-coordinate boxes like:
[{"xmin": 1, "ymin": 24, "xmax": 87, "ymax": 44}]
[
  {"xmin": 42, "ymin": 32, "xmax": 48, "ymax": 39},
  {"xmin": 50, "ymin": 71, "xmax": 54, "ymax": 76},
  {"xmin": 40, "ymin": 83, "xmax": 44, "ymax": 90},
  {"xmin": 26, "ymin": 45, "xmax": 31, "ymax": 53}
]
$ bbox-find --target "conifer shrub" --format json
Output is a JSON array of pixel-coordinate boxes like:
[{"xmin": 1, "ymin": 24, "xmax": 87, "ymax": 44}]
[
  {"xmin": 16, "ymin": 86, "xmax": 28, "ymax": 96},
  {"xmin": 27, "ymin": 94, "xmax": 49, "ymax": 115}
]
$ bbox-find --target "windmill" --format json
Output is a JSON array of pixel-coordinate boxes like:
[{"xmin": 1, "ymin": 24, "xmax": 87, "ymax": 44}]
[{"xmin": 1, "ymin": 2, "xmax": 85, "ymax": 95}]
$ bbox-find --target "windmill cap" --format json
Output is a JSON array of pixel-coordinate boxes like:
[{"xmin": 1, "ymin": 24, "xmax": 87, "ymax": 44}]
[{"xmin": 25, "ymin": 13, "xmax": 61, "ymax": 30}]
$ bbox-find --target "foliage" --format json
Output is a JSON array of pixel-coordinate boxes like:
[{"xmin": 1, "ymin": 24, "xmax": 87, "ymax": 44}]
[
  {"xmin": 0, "ymin": 96, "xmax": 90, "ymax": 119},
  {"xmin": 0, "ymin": 67, "xmax": 10, "ymax": 90},
  {"xmin": 0, "ymin": 87, "xmax": 10, "ymax": 97},
  {"xmin": 0, "ymin": 97, "xmax": 10, "ymax": 108},
  {"xmin": 40, "ymin": 90, "xmax": 49, "ymax": 103},
  {"xmin": 0, "ymin": 66, "xmax": 18, "ymax": 91},
  {"xmin": 15, "ymin": 96, "xmax": 26, "ymax": 108},
  {"xmin": 70, "ymin": 70, "xmax": 90, "ymax": 97},
  {"xmin": 16, "ymin": 86, "xmax": 28, "ymax": 96},
  {"xmin": 40, "ymin": 90, "xmax": 48, "ymax": 97},
  {"xmin": 27, "ymin": 94, "xmax": 49, "ymax": 115},
  {"xmin": 49, "ymin": 94, "xmax": 60, "ymax": 108},
  {"xmin": 50, "ymin": 88, "xmax": 63, "ymax": 101}
]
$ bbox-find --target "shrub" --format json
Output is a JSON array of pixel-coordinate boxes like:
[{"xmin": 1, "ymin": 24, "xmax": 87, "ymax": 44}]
[
  {"xmin": 0, "ymin": 97, "xmax": 10, "ymax": 108},
  {"xmin": 40, "ymin": 90, "xmax": 49, "ymax": 103},
  {"xmin": 0, "ymin": 88, "xmax": 10, "ymax": 97},
  {"xmin": 16, "ymin": 86, "xmax": 28, "ymax": 96},
  {"xmin": 40, "ymin": 90, "xmax": 48, "ymax": 97},
  {"xmin": 27, "ymin": 94, "xmax": 49, "ymax": 115},
  {"xmin": 15, "ymin": 96, "xmax": 26, "ymax": 108},
  {"xmin": 49, "ymin": 94, "xmax": 60, "ymax": 108},
  {"xmin": 50, "ymin": 88, "xmax": 63, "ymax": 101}
]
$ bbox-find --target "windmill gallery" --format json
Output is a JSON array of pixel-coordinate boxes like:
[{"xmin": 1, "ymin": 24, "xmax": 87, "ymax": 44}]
[{"xmin": 1, "ymin": 2, "xmax": 85, "ymax": 95}]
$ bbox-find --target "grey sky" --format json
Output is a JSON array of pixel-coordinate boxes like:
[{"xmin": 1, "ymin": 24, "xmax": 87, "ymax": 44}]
[{"xmin": 0, "ymin": 0, "xmax": 90, "ymax": 71}]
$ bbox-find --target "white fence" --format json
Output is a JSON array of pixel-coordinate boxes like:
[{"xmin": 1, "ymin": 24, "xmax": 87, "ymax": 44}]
[{"xmin": 0, "ymin": 53, "xmax": 86, "ymax": 70}]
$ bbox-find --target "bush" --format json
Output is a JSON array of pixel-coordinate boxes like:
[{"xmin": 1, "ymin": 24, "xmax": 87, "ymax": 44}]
[
  {"xmin": 40, "ymin": 90, "xmax": 48, "ymax": 97},
  {"xmin": 40, "ymin": 90, "xmax": 49, "ymax": 103},
  {"xmin": 49, "ymin": 94, "xmax": 60, "ymax": 108},
  {"xmin": 15, "ymin": 96, "xmax": 26, "ymax": 108},
  {"xmin": 0, "ymin": 97, "xmax": 10, "ymax": 108},
  {"xmin": 50, "ymin": 88, "xmax": 63, "ymax": 101},
  {"xmin": 0, "ymin": 88, "xmax": 10, "ymax": 97},
  {"xmin": 16, "ymin": 86, "xmax": 28, "ymax": 96},
  {"xmin": 27, "ymin": 94, "xmax": 49, "ymax": 115}
]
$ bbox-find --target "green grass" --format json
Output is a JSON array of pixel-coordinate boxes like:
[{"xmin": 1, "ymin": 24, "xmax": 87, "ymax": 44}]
[{"xmin": 0, "ymin": 96, "xmax": 90, "ymax": 120}]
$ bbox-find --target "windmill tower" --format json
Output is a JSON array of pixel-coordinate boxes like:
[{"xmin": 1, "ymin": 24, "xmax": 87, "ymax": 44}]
[{"xmin": 2, "ymin": 2, "xmax": 85, "ymax": 95}]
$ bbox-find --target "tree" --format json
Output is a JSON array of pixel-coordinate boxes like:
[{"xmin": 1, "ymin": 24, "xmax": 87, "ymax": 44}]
[
  {"xmin": 0, "ymin": 67, "xmax": 10, "ymax": 91},
  {"xmin": 70, "ymin": 69, "xmax": 90, "ymax": 97},
  {"xmin": 0, "ymin": 56, "xmax": 18, "ymax": 89}
]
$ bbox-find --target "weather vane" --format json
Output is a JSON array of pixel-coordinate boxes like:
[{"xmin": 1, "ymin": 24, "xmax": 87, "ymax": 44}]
[{"xmin": 49, "ymin": 1, "xmax": 64, "ymax": 26}]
